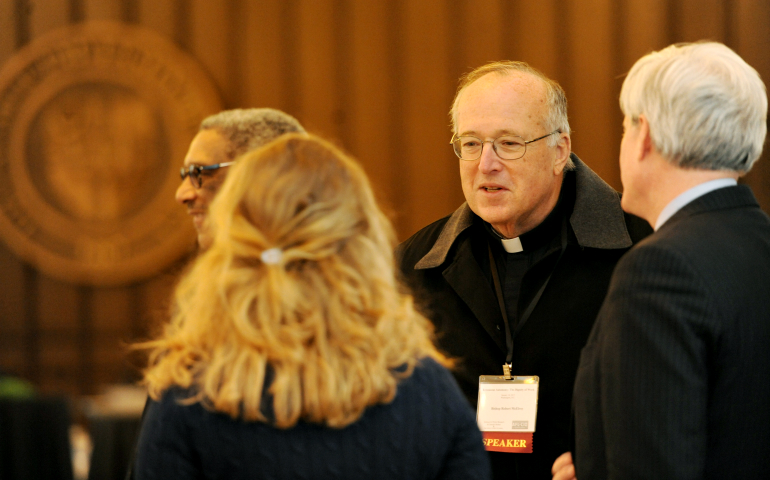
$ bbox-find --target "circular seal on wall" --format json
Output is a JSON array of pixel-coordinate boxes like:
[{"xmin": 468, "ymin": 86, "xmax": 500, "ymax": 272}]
[{"xmin": 0, "ymin": 21, "xmax": 222, "ymax": 285}]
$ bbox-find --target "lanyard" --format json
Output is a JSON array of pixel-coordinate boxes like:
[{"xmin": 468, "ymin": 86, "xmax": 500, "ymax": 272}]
[{"xmin": 488, "ymin": 216, "xmax": 568, "ymax": 378}]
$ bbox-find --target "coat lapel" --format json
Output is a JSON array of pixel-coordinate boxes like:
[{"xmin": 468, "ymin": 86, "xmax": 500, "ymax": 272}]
[
  {"xmin": 412, "ymin": 155, "xmax": 638, "ymax": 357},
  {"xmin": 442, "ymin": 238, "xmax": 507, "ymax": 354}
]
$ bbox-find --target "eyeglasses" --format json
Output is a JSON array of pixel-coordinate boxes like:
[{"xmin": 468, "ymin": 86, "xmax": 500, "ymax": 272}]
[
  {"xmin": 179, "ymin": 162, "xmax": 235, "ymax": 188},
  {"xmin": 450, "ymin": 131, "xmax": 559, "ymax": 161}
]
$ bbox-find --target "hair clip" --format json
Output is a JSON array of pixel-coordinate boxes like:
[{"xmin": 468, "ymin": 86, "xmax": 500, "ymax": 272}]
[{"xmin": 260, "ymin": 248, "xmax": 283, "ymax": 265}]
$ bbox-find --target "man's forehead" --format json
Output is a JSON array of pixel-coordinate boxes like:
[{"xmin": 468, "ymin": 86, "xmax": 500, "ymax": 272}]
[
  {"xmin": 457, "ymin": 127, "xmax": 522, "ymax": 137},
  {"xmin": 463, "ymin": 71, "xmax": 546, "ymax": 102},
  {"xmin": 456, "ymin": 72, "xmax": 548, "ymax": 134},
  {"xmin": 183, "ymin": 129, "xmax": 231, "ymax": 167}
]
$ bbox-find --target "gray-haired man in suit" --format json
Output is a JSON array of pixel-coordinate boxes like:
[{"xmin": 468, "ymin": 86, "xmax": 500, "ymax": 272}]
[{"xmin": 554, "ymin": 41, "xmax": 770, "ymax": 480}]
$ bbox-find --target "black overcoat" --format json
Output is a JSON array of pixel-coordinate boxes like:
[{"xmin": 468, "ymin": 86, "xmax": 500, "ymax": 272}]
[{"xmin": 396, "ymin": 154, "xmax": 651, "ymax": 480}]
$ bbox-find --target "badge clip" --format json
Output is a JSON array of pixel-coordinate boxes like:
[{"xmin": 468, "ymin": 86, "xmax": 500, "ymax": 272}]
[{"xmin": 502, "ymin": 363, "xmax": 512, "ymax": 380}]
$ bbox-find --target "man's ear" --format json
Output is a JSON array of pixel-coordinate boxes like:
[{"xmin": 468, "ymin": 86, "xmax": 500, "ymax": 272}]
[
  {"xmin": 637, "ymin": 115, "xmax": 653, "ymax": 160},
  {"xmin": 553, "ymin": 133, "xmax": 572, "ymax": 175}
]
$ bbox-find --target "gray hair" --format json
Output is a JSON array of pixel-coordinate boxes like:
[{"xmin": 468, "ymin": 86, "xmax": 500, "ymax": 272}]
[
  {"xmin": 620, "ymin": 42, "xmax": 767, "ymax": 173},
  {"xmin": 200, "ymin": 108, "xmax": 306, "ymax": 160},
  {"xmin": 450, "ymin": 61, "xmax": 572, "ymax": 169}
]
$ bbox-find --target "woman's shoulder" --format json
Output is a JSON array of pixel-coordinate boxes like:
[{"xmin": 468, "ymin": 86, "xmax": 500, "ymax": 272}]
[
  {"xmin": 396, "ymin": 358, "xmax": 469, "ymax": 409},
  {"xmin": 145, "ymin": 385, "xmax": 207, "ymax": 423},
  {"xmin": 408, "ymin": 357, "xmax": 451, "ymax": 382},
  {"xmin": 153, "ymin": 385, "xmax": 197, "ymax": 405}
]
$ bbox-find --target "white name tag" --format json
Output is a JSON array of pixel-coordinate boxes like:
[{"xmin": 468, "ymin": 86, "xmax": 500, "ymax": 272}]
[
  {"xmin": 477, "ymin": 376, "xmax": 539, "ymax": 432},
  {"xmin": 476, "ymin": 376, "xmax": 539, "ymax": 453}
]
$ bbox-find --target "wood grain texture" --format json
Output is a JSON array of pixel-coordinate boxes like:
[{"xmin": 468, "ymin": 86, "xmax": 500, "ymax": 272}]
[
  {"xmin": 679, "ymin": 0, "xmax": 726, "ymax": 42},
  {"xmin": 28, "ymin": 0, "xmax": 69, "ymax": 38},
  {"xmin": 189, "ymin": 0, "xmax": 231, "ymax": 105},
  {"xmin": 0, "ymin": 0, "xmax": 769, "ymax": 396},
  {"xmin": 296, "ymin": 0, "xmax": 338, "ymax": 140},
  {"xmin": 515, "ymin": 0, "xmax": 562, "ymax": 87},
  {"xmin": 0, "ymin": 245, "xmax": 25, "ymax": 331},
  {"xmin": 567, "ymin": 0, "xmax": 619, "ymax": 188},
  {"xmin": 0, "ymin": 244, "xmax": 26, "ymax": 377},
  {"xmin": 240, "ymin": 0, "xmax": 288, "ymax": 111},
  {"xmin": 348, "ymin": 0, "xmax": 396, "ymax": 210},
  {"xmin": 621, "ymin": 0, "xmax": 670, "ymax": 72},
  {"xmin": 83, "ymin": 0, "xmax": 122, "ymax": 21},
  {"xmin": 401, "ymin": 0, "xmax": 456, "ymax": 238},
  {"xmin": 0, "ymin": 0, "xmax": 15, "ymax": 61},
  {"xmin": 733, "ymin": 0, "xmax": 770, "ymax": 212},
  {"xmin": 138, "ymin": 0, "xmax": 176, "ymax": 40},
  {"xmin": 455, "ymin": 0, "xmax": 504, "ymax": 73}
]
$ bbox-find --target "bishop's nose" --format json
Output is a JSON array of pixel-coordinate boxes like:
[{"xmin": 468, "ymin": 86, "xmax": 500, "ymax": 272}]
[{"xmin": 478, "ymin": 142, "xmax": 504, "ymax": 174}]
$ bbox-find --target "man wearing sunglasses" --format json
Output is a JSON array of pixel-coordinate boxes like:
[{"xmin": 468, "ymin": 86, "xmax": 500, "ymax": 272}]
[
  {"xmin": 176, "ymin": 108, "xmax": 305, "ymax": 249},
  {"xmin": 397, "ymin": 62, "xmax": 651, "ymax": 480},
  {"xmin": 124, "ymin": 108, "xmax": 305, "ymax": 480}
]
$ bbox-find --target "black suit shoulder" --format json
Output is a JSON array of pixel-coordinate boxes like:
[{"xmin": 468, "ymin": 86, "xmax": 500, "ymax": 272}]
[
  {"xmin": 575, "ymin": 187, "xmax": 770, "ymax": 480},
  {"xmin": 623, "ymin": 212, "xmax": 653, "ymax": 244}
]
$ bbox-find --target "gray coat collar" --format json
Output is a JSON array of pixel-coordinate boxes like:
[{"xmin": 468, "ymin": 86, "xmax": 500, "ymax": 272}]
[{"xmin": 415, "ymin": 154, "xmax": 631, "ymax": 269}]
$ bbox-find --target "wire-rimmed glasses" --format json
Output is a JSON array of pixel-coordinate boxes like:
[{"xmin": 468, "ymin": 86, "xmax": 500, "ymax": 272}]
[{"xmin": 450, "ymin": 131, "xmax": 559, "ymax": 161}]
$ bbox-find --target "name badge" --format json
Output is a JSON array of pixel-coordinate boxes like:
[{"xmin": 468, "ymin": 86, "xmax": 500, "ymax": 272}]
[{"xmin": 476, "ymin": 375, "xmax": 539, "ymax": 453}]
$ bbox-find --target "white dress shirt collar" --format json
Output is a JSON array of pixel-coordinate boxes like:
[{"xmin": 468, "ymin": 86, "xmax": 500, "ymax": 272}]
[{"xmin": 654, "ymin": 178, "xmax": 737, "ymax": 231}]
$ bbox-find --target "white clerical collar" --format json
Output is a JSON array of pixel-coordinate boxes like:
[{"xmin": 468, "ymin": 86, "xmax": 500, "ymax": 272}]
[
  {"xmin": 487, "ymin": 223, "xmax": 524, "ymax": 253},
  {"xmin": 500, "ymin": 237, "xmax": 524, "ymax": 253},
  {"xmin": 489, "ymin": 225, "xmax": 525, "ymax": 253},
  {"xmin": 654, "ymin": 178, "xmax": 737, "ymax": 231}
]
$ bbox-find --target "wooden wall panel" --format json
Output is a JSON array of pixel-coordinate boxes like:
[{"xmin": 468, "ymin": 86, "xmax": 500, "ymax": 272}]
[
  {"xmin": 38, "ymin": 333, "xmax": 80, "ymax": 394},
  {"xmin": 82, "ymin": 0, "xmax": 136, "ymax": 394},
  {"xmin": 348, "ymin": 0, "xmax": 396, "ymax": 210},
  {"xmin": 733, "ymin": 0, "xmax": 770, "ymax": 212},
  {"xmin": 514, "ymin": 0, "xmax": 561, "ymax": 80},
  {"xmin": 0, "ymin": 246, "xmax": 25, "ymax": 376},
  {"xmin": 92, "ymin": 288, "xmax": 130, "ymax": 333},
  {"xmin": 36, "ymin": 276, "xmax": 80, "ymax": 394},
  {"xmin": 93, "ymin": 338, "xmax": 132, "ymax": 382},
  {"xmin": 0, "ymin": 1, "xmax": 15, "ymax": 59},
  {"xmin": 0, "ymin": 346, "xmax": 26, "ymax": 378},
  {"xmin": 567, "ymin": 0, "xmax": 619, "ymax": 188},
  {"xmin": 132, "ymin": 0, "xmax": 186, "ymax": 382},
  {"xmin": 91, "ymin": 287, "xmax": 131, "ymax": 389},
  {"xmin": 621, "ymin": 0, "xmax": 669, "ymax": 73},
  {"xmin": 401, "ymin": 0, "xmax": 456, "ymax": 238},
  {"xmin": 455, "ymin": 0, "xmax": 504, "ymax": 73},
  {"xmin": 296, "ymin": 1, "xmax": 339, "ymax": 140},
  {"xmin": 1, "ymin": 0, "xmax": 769, "ymax": 397},
  {"xmin": 83, "ymin": 0, "xmax": 122, "ymax": 21},
  {"xmin": 0, "ymin": 247, "xmax": 25, "ymax": 332},
  {"xmin": 141, "ymin": 270, "xmax": 178, "ymax": 328},
  {"xmin": 240, "ymin": 0, "xmax": 288, "ymax": 111},
  {"xmin": 333, "ymin": 1, "xmax": 352, "ymax": 147},
  {"xmin": 138, "ymin": 0, "xmax": 177, "ymax": 41},
  {"xmin": 28, "ymin": 0, "xmax": 69, "ymax": 37},
  {"xmin": 20, "ymin": 0, "xmax": 74, "ymax": 392},
  {"xmin": 610, "ymin": 0, "xmax": 672, "ymax": 198},
  {"xmin": 679, "ymin": 0, "xmax": 726, "ymax": 42},
  {"xmin": 189, "ymin": 0, "xmax": 232, "ymax": 105},
  {"xmin": 36, "ymin": 277, "xmax": 78, "ymax": 333}
]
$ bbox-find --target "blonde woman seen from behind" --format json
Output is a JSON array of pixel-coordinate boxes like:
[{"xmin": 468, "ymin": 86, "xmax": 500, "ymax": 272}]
[{"xmin": 133, "ymin": 134, "xmax": 491, "ymax": 480}]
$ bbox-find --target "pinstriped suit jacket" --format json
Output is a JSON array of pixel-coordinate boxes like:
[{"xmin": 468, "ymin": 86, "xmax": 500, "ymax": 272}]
[{"xmin": 573, "ymin": 185, "xmax": 770, "ymax": 480}]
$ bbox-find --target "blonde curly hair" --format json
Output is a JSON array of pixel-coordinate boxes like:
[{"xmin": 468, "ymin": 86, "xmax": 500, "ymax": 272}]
[{"xmin": 140, "ymin": 133, "xmax": 447, "ymax": 428}]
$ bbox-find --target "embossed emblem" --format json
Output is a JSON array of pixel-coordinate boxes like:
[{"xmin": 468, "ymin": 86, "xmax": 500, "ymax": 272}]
[{"xmin": 0, "ymin": 21, "xmax": 222, "ymax": 285}]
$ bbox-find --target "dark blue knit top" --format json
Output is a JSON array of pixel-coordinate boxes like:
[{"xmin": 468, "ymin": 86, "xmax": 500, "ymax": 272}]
[{"xmin": 134, "ymin": 357, "xmax": 491, "ymax": 480}]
